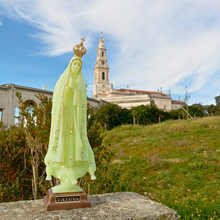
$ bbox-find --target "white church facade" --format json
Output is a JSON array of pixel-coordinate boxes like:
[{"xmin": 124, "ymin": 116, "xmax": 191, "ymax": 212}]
[{"xmin": 92, "ymin": 35, "xmax": 184, "ymax": 110}]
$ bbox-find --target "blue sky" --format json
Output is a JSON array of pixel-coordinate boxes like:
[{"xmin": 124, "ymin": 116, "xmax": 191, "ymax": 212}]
[{"xmin": 0, "ymin": 0, "xmax": 220, "ymax": 105}]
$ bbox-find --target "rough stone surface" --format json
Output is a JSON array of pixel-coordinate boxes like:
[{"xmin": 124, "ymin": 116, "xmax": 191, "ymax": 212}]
[{"xmin": 0, "ymin": 192, "xmax": 179, "ymax": 220}]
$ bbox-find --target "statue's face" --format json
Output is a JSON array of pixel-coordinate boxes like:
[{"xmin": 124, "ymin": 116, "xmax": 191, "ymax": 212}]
[{"xmin": 71, "ymin": 59, "xmax": 81, "ymax": 73}]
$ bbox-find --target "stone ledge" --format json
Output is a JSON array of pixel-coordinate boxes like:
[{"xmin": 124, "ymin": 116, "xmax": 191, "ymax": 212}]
[{"xmin": 0, "ymin": 192, "xmax": 179, "ymax": 220}]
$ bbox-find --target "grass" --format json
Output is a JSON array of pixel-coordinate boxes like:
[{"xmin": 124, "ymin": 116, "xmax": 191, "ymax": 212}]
[{"xmin": 103, "ymin": 117, "xmax": 220, "ymax": 220}]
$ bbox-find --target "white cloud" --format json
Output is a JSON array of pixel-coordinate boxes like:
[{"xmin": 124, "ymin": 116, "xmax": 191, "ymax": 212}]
[{"xmin": 1, "ymin": 0, "xmax": 220, "ymax": 104}]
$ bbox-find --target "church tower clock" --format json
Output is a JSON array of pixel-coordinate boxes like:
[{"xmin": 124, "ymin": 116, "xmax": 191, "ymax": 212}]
[{"xmin": 92, "ymin": 33, "xmax": 110, "ymax": 98}]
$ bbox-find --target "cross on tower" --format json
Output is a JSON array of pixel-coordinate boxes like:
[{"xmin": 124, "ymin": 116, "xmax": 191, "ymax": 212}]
[{"xmin": 100, "ymin": 32, "xmax": 103, "ymax": 38}]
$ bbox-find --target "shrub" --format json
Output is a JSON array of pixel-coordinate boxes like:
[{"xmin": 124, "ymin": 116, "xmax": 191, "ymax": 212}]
[{"xmin": 0, "ymin": 92, "xmax": 113, "ymax": 201}]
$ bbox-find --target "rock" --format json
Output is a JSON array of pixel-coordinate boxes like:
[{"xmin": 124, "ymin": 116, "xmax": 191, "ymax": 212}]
[{"xmin": 0, "ymin": 192, "xmax": 179, "ymax": 220}]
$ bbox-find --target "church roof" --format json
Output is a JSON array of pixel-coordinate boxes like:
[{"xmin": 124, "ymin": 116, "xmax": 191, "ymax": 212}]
[
  {"xmin": 2, "ymin": 83, "xmax": 53, "ymax": 94},
  {"xmin": 118, "ymin": 88, "xmax": 167, "ymax": 96},
  {"xmin": 171, "ymin": 100, "xmax": 184, "ymax": 103}
]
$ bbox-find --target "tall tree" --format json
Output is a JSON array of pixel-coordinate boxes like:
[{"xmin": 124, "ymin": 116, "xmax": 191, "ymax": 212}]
[
  {"xmin": 215, "ymin": 95, "xmax": 220, "ymax": 107},
  {"xmin": 94, "ymin": 103, "xmax": 122, "ymax": 130}
]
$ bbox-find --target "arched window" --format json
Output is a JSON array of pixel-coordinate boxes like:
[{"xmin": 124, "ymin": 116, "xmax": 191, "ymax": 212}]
[
  {"xmin": 15, "ymin": 107, "xmax": 19, "ymax": 126},
  {"xmin": 102, "ymin": 72, "xmax": 105, "ymax": 80},
  {"xmin": 0, "ymin": 108, "xmax": 3, "ymax": 122},
  {"xmin": 102, "ymin": 52, "xmax": 104, "ymax": 57},
  {"xmin": 22, "ymin": 100, "xmax": 37, "ymax": 127},
  {"xmin": 164, "ymin": 105, "xmax": 166, "ymax": 110}
]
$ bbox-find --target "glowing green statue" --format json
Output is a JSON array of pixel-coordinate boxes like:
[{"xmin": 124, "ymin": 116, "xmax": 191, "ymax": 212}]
[{"xmin": 44, "ymin": 38, "xmax": 96, "ymax": 193}]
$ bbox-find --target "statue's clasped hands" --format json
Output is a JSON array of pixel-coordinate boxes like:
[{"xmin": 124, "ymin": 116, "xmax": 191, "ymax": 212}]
[
  {"xmin": 66, "ymin": 76, "xmax": 76, "ymax": 91},
  {"xmin": 64, "ymin": 75, "xmax": 77, "ymax": 106}
]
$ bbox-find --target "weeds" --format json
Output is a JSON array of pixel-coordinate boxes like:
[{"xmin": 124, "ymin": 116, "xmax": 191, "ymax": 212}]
[{"xmin": 104, "ymin": 116, "xmax": 220, "ymax": 219}]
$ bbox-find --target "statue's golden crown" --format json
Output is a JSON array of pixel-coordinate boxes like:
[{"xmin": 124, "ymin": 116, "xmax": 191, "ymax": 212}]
[{"xmin": 73, "ymin": 37, "xmax": 87, "ymax": 58}]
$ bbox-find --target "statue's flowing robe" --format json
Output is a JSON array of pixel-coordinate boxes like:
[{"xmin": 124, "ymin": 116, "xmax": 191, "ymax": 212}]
[{"xmin": 45, "ymin": 56, "xmax": 96, "ymax": 174}]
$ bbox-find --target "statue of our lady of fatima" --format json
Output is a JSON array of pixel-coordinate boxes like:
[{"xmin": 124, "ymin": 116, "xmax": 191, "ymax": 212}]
[{"xmin": 44, "ymin": 38, "xmax": 96, "ymax": 193}]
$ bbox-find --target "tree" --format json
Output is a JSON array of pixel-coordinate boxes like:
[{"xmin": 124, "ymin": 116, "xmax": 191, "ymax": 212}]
[
  {"xmin": 0, "ymin": 124, "xmax": 28, "ymax": 202},
  {"xmin": 132, "ymin": 105, "xmax": 152, "ymax": 125},
  {"xmin": 119, "ymin": 108, "xmax": 133, "ymax": 125},
  {"xmin": 151, "ymin": 105, "xmax": 168, "ymax": 123},
  {"xmin": 94, "ymin": 103, "xmax": 122, "ymax": 130},
  {"xmin": 87, "ymin": 104, "xmax": 105, "ymax": 150},
  {"xmin": 188, "ymin": 105, "xmax": 205, "ymax": 117},
  {"xmin": 204, "ymin": 104, "xmax": 220, "ymax": 116},
  {"xmin": 16, "ymin": 92, "xmax": 52, "ymax": 200},
  {"xmin": 215, "ymin": 95, "xmax": 220, "ymax": 107}
]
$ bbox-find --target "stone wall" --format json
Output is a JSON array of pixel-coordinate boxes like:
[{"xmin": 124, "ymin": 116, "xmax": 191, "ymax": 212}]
[{"xmin": 0, "ymin": 192, "xmax": 179, "ymax": 220}]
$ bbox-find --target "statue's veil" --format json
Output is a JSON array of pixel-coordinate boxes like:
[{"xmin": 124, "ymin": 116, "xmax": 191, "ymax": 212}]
[{"xmin": 44, "ymin": 56, "xmax": 95, "ymax": 171}]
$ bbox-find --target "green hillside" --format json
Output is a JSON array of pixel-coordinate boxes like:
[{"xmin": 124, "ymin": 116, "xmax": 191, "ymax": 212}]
[{"xmin": 103, "ymin": 117, "xmax": 220, "ymax": 219}]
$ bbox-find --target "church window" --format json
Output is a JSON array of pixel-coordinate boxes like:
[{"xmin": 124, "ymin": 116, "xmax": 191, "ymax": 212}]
[
  {"xmin": 102, "ymin": 52, "xmax": 104, "ymax": 56},
  {"xmin": 15, "ymin": 107, "xmax": 19, "ymax": 126},
  {"xmin": 23, "ymin": 100, "xmax": 36, "ymax": 127},
  {"xmin": 164, "ymin": 105, "xmax": 166, "ymax": 110},
  {"xmin": 102, "ymin": 72, "xmax": 105, "ymax": 80},
  {"xmin": 0, "ymin": 108, "xmax": 3, "ymax": 122}
]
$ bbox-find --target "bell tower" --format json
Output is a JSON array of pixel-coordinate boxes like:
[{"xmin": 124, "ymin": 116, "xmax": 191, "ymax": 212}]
[{"xmin": 92, "ymin": 32, "xmax": 110, "ymax": 98}]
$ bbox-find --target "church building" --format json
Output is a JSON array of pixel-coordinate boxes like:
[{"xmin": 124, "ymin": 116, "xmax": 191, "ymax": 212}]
[{"xmin": 92, "ymin": 35, "xmax": 184, "ymax": 111}]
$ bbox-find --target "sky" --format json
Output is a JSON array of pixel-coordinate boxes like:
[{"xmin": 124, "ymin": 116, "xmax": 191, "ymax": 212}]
[{"xmin": 0, "ymin": 0, "xmax": 220, "ymax": 105}]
